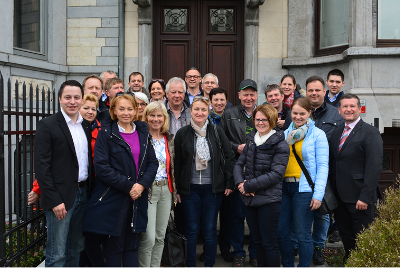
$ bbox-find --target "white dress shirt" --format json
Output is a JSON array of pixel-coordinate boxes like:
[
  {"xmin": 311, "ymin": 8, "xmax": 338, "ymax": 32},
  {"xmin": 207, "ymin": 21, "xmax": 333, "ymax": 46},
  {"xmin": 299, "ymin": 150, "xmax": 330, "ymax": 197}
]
[{"xmin": 61, "ymin": 109, "xmax": 89, "ymax": 182}]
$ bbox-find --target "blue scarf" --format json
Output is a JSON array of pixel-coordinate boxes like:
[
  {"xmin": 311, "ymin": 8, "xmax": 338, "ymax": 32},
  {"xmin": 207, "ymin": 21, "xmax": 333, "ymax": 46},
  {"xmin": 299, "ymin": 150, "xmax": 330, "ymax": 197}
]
[
  {"xmin": 286, "ymin": 118, "xmax": 311, "ymax": 145},
  {"xmin": 209, "ymin": 111, "xmax": 221, "ymax": 126}
]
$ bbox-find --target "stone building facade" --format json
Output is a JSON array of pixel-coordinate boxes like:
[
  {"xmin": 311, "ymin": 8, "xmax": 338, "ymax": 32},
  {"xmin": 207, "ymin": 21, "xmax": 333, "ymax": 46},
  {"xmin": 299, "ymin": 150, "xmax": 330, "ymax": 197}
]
[{"xmin": 1, "ymin": 0, "xmax": 400, "ymax": 132}]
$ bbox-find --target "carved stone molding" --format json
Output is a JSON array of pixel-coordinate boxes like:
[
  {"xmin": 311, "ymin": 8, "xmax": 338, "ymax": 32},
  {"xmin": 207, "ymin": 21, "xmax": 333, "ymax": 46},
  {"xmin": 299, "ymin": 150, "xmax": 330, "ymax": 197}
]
[
  {"xmin": 132, "ymin": 0, "xmax": 151, "ymax": 8},
  {"xmin": 246, "ymin": 0, "xmax": 265, "ymax": 9}
]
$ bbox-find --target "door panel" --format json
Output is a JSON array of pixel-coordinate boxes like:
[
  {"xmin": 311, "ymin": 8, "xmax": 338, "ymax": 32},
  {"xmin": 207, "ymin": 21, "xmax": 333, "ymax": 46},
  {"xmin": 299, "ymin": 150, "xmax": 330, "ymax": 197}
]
[
  {"xmin": 162, "ymin": 41, "xmax": 191, "ymax": 80},
  {"xmin": 153, "ymin": 0, "xmax": 243, "ymax": 105},
  {"xmin": 207, "ymin": 41, "xmax": 236, "ymax": 101}
]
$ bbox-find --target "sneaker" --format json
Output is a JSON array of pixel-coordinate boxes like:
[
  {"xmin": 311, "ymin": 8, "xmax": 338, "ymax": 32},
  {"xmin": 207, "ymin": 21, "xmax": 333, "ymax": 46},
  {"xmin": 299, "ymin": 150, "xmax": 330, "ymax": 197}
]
[
  {"xmin": 199, "ymin": 251, "xmax": 205, "ymax": 262},
  {"xmin": 294, "ymin": 247, "xmax": 299, "ymax": 256},
  {"xmin": 221, "ymin": 250, "xmax": 233, "ymax": 262},
  {"xmin": 328, "ymin": 230, "xmax": 342, "ymax": 243},
  {"xmin": 249, "ymin": 257, "xmax": 257, "ymax": 267},
  {"xmin": 232, "ymin": 256, "xmax": 245, "ymax": 267},
  {"xmin": 312, "ymin": 246, "xmax": 325, "ymax": 265}
]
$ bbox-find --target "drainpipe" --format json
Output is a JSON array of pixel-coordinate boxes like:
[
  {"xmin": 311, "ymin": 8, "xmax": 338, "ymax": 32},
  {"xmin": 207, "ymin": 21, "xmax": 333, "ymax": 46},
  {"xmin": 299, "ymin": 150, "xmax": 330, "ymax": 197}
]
[{"xmin": 118, "ymin": 0, "xmax": 125, "ymax": 81}]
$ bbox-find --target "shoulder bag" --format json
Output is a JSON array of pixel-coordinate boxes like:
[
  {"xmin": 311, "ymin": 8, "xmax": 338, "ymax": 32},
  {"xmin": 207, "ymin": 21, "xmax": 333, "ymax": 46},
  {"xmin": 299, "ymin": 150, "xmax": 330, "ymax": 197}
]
[
  {"xmin": 291, "ymin": 144, "xmax": 338, "ymax": 215},
  {"xmin": 212, "ymin": 124, "xmax": 226, "ymax": 174}
]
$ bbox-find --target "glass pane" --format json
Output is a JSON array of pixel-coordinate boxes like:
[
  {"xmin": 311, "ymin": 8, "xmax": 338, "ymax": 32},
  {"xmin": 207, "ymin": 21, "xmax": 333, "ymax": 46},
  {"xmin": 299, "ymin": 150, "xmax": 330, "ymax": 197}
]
[
  {"xmin": 14, "ymin": 0, "xmax": 42, "ymax": 53},
  {"xmin": 210, "ymin": 8, "xmax": 234, "ymax": 32},
  {"xmin": 382, "ymin": 151, "xmax": 392, "ymax": 171},
  {"xmin": 320, "ymin": 0, "xmax": 349, "ymax": 49},
  {"xmin": 378, "ymin": 0, "xmax": 400, "ymax": 39},
  {"xmin": 164, "ymin": 8, "xmax": 188, "ymax": 32}
]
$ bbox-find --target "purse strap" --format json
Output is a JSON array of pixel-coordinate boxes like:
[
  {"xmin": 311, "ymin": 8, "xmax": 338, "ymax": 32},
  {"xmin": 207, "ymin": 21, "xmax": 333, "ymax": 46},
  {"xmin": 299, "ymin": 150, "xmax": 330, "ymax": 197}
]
[
  {"xmin": 291, "ymin": 144, "xmax": 314, "ymax": 192},
  {"xmin": 212, "ymin": 124, "xmax": 226, "ymax": 169}
]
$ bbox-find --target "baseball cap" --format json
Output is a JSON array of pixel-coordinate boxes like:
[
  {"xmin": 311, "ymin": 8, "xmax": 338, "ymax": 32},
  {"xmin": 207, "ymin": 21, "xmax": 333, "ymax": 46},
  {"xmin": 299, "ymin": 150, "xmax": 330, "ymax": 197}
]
[{"xmin": 239, "ymin": 79, "xmax": 257, "ymax": 91}]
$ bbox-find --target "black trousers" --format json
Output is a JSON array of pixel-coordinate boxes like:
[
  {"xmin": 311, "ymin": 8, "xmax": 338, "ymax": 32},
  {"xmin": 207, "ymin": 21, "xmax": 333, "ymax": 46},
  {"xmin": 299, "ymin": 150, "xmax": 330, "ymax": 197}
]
[{"xmin": 334, "ymin": 198, "xmax": 375, "ymax": 258}]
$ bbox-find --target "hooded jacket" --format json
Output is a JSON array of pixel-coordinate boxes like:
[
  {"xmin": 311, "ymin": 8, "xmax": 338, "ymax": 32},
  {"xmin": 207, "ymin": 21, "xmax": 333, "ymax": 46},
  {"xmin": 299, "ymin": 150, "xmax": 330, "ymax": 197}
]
[{"xmin": 83, "ymin": 119, "xmax": 158, "ymax": 235}]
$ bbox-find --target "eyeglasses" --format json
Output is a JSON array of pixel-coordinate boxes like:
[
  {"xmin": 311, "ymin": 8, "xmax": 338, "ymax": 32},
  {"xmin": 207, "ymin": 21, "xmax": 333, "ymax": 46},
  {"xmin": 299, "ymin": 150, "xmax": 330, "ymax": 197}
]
[
  {"xmin": 151, "ymin": 78, "xmax": 165, "ymax": 83},
  {"xmin": 203, "ymin": 81, "xmax": 216, "ymax": 85},
  {"xmin": 253, "ymin": 118, "xmax": 270, "ymax": 124},
  {"xmin": 115, "ymin": 92, "xmax": 135, "ymax": 97},
  {"xmin": 186, "ymin": 75, "xmax": 201, "ymax": 79},
  {"xmin": 137, "ymin": 103, "xmax": 147, "ymax": 107}
]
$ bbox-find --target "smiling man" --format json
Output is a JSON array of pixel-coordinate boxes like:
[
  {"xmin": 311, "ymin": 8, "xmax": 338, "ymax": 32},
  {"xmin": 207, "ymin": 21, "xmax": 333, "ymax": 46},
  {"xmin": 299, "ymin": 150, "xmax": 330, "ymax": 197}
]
[
  {"xmin": 128, "ymin": 71, "xmax": 151, "ymax": 99},
  {"xmin": 305, "ymin": 76, "xmax": 344, "ymax": 265},
  {"xmin": 97, "ymin": 78, "xmax": 125, "ymax": 122},
  {"xmin": 264, "ymin": 84, "xmax": 292, "ymax": 130},
  {"xmin": 185, "ymin": 67, "xmax": 203, "ymax": 104},
  {"xmin": 329, "ymin": 93, "xmax": 382, "ymax": 263},
  {"xmin": 220, "ymin": 79, "xmax": 258, "ymax": 267},
  {"xmin": 325, "ymin": 69, "xmax": 345, "ymax": 107},
  {"xmin": 34, "ymin": 80, "xmax": 92, "ymax": 267}
]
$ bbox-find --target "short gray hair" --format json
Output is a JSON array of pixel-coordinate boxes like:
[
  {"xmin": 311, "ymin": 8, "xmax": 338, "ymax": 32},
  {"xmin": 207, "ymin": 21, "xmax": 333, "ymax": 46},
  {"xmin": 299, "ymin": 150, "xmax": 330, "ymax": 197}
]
[
  {"xmin": 202, "ymin": 73, "xmax": 219, "ymax": 85},
  {"xmin": 99, "ymin": 70, "xmax": 116, "ymax": 80},
  {"xmin": 165, "ymin": 77, "xmax": 186, "ymax": 93}
]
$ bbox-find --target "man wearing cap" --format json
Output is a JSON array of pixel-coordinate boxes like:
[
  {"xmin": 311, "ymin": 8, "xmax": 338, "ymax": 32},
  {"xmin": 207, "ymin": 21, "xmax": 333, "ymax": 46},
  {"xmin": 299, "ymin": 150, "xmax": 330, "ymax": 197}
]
[{"xmin": 220, "ymin": 79, "xmax": 258, "ymax": 267}]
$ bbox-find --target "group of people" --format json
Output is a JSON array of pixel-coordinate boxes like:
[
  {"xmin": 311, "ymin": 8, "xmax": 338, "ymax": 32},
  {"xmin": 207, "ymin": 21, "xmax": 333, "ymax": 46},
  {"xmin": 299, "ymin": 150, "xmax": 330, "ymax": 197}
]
[{"xmin": 30, "ymin": 67, "xmax": 383, "ymax": 267}]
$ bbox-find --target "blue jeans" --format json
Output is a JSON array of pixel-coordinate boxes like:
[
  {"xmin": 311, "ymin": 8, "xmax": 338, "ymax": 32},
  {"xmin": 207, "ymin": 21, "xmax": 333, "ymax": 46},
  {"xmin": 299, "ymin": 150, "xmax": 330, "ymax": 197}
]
[
  {"xmin": 312, "ymin": 211, "xmax": 330, "ymax": 248},
  {"xmin": 277, "ymin": 182, "xmax": 314, "ymax": 267},
  {"xmin": 45, "ymin": 187, "xmax": 88, "ymax": 267},
  {"xmin": 230, "ymin": 189, "xmax": 257, "ymax": 258},
  {"xmin": 244, "ymin": 202, "xmax": 281, "ymax": 267},
  {"xmin": 180, "ymin": 184, "xmax": 223, "ymax": 267}
]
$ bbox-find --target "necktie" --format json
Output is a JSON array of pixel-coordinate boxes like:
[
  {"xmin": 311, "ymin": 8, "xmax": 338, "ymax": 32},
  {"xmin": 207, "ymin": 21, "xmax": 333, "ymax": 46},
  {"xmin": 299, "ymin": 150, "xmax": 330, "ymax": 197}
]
[{"xmin": 338, "ymin": 126, "xmax": 351, "ymax": 152}]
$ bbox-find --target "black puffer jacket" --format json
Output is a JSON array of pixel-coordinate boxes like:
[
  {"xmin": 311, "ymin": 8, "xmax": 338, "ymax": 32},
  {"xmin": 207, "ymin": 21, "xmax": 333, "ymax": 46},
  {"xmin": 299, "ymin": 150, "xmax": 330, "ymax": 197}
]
[{"xmin": 233, "ymin": 130, "xmax": 290, "ymax": 207}]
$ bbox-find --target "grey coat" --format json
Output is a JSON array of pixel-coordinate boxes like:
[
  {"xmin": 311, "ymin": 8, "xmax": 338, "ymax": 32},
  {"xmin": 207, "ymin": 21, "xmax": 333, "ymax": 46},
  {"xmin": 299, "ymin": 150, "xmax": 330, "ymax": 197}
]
[{"xmin": 233, "ymin": 130, "xmax": 290, "ymax": 207}]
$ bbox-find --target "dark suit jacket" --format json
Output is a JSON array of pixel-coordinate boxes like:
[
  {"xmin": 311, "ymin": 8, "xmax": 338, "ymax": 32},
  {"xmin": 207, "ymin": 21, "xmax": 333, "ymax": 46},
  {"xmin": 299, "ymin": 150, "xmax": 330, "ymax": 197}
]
[
  {"xmin": 329, "ymin": 119, "xmax": 383, "ymax": 204},
  {"xmin": 34, "ymin": 111, "xmax": 92, "ymax": 211}
]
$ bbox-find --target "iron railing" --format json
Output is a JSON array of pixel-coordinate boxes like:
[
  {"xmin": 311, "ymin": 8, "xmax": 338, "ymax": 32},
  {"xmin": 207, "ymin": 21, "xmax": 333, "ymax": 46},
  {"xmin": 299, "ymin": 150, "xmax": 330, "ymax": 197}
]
[{"xmin": 0, "ymin": 70, "xmax": 59, "ymax": 266}]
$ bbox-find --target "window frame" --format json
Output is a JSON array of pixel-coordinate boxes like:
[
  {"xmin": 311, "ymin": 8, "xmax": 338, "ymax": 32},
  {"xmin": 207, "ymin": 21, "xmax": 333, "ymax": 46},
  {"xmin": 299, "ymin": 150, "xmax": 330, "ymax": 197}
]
[
  {"xmin": 314, "ymin": 0, "xmax": 349, "ymax": 57},
  {"xmin": 13, "ymin": 0, "xmax": 48, "ymax": 60},
  {"xmin": 376, "ymin": 0, "xmax": 400, "ymax": 47}
]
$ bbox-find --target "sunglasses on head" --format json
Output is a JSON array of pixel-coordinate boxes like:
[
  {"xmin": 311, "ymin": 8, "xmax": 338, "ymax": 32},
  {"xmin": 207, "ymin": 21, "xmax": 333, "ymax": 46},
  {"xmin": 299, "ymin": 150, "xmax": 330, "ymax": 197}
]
[
  {"xmin": 151, "ymin": 78, "xmax": 165, "ymax": 83},
  {"xmin": 115, "ymin": 92, "xmax": 135, "ymax": 97}
]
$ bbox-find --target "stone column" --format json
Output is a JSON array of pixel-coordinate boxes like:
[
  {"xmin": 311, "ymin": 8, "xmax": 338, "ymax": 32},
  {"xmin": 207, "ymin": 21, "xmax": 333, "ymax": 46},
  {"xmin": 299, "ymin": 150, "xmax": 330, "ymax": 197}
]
[
  {"xmin": 244, "ymin": 0, "xmax": 264, "ymax": 82},
  {"xmin": 133, "ymin": 0, "xmax": 152, "ymax": 86}
]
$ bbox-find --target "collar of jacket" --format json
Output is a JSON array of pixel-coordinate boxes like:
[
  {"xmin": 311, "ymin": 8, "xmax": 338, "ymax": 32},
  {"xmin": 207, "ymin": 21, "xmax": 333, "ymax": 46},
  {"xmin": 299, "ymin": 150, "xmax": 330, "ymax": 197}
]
[{"xmin": 246, "ymin": 129, "xmax": 285, "ymax": 147}]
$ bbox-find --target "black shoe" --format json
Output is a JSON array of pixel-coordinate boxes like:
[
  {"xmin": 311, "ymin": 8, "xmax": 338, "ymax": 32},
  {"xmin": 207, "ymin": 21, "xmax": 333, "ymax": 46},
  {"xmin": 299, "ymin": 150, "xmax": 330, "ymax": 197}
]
[
  {"xmin": 232, "ymin": 256, "xmax": 245, "ymax": 267},
  {"xmin": 249, "ymin": 257, "xmax": 257, "ymax": 267},
  {"xmin": 199, "ymin": 251, "xmax": 205, "ymax": 262},
  {"xmin": 221, "ymin": 250, "xmax": 233, "ymax": 262},
  {"xmin": 328, "ymin": 230, "xmax": 342, "ymax": 243},
  {"xmin": 313, "ymin": 246, "xmax": 325, "ymax": 265},
  {"xmin": 294, "ymin": 248, "xmax": 299, "ymax": 256}
]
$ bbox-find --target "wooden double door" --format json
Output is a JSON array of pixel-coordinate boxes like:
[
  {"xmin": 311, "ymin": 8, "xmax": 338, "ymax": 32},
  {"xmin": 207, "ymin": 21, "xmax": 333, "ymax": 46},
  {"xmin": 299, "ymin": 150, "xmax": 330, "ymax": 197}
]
[{"xmin": 153, "ymin": 0, "xmax": 244, "ymax": 105}]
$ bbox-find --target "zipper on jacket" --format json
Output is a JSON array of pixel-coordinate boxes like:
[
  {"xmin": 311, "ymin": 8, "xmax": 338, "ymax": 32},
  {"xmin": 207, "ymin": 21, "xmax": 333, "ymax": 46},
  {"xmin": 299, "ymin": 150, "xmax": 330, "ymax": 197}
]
[
  {"xmin": 200, "ymin": 170, "xmax": 202, "ymax": 184},
  {"xmin": 207, "ymin": 131, "xmax": 216, "ymax": 193},
  {"xmin": 97, "ymin": 187, "xmax": 110, "ymax": 204}
]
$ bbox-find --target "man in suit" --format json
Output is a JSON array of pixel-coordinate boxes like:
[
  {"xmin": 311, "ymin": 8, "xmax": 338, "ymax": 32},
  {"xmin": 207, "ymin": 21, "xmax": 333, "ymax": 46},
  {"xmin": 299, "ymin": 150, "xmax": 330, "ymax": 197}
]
[
  {"xmin": 329, "ymin": 93, "xmax": 383, "ymax": 262},
  {"xmin": 34, "ymin": 80, "xmax": 92, "ymax": 267}
]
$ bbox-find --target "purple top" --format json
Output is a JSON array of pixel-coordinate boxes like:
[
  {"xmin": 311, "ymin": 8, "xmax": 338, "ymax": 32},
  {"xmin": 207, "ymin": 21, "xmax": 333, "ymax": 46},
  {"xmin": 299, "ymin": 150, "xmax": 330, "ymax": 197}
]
[{"xmin": 120, "ymin": 131, "xmax": 140, "ymax": 180}]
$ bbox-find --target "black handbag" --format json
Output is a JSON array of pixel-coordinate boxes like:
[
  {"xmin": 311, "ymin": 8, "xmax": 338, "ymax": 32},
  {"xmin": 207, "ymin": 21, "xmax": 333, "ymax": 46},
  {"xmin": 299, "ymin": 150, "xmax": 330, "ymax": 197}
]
[
  {"xmin": 291, "ymin": 144, "xmax": 338, "ymax": 215},
  {"xmin": 161, "ymin": 213, "xmax": 187, "ymax": 267}
]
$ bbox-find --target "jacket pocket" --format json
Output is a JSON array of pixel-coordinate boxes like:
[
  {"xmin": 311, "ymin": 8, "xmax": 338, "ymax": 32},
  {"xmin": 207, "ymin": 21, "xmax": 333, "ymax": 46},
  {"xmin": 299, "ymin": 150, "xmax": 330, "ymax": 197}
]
[
  {"xmin": 353, "ymin": 174, "xmax": 364, "ymax": 180},
  {"xmin": 95, "ymin": 187, "xmax": 110, "ymax": 205}
]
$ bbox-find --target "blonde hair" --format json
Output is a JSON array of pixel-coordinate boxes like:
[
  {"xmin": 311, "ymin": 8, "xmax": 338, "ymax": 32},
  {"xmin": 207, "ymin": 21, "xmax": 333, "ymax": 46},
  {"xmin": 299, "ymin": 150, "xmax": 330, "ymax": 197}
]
[
  {"xmin": 142, "ymin": 101, "xmax": 169, "ymax": 133},
  {"xmin": 83, "ymin": 94, "xmax": 99, "ymax": 108},
  {"xmin": 109, "ymin": 94, "xmax": 138, "ymax": 121},
  {"xmin": 252, "ymin": 104, "xmax": 278, "ymax": 130},
  {"xmin": 191, "ymin": 96, "xmax": 210, "ymax": 111}
]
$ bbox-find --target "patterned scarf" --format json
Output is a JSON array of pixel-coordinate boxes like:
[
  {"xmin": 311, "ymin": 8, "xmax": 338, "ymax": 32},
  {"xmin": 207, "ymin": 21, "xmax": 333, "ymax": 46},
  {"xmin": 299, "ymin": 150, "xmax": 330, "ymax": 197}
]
[
  {"xmin": 209, "ymin": 111, "xmax": 221, "ymax": 125},
  {"xmin": 190, "ymin": 119, "xmax": 211, "ymax": 170},
  {"xmin": 286, "ymin": 119, "xmax": 310, "ymax": 145},
  {"xmin": 91, "ymin": 118, "xmax": 99, "ymax": 131},
  {"xmin": 284, "ymin": 92, "xmax": 295, "ymax": 108}
]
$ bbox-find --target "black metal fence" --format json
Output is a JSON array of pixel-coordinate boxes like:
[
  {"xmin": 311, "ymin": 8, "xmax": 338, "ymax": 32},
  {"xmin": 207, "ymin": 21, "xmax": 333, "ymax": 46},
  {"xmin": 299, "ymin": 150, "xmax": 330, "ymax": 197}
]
[{"xmin": 0, "ymin": 71, "xmax": 59, "ymax": 266}]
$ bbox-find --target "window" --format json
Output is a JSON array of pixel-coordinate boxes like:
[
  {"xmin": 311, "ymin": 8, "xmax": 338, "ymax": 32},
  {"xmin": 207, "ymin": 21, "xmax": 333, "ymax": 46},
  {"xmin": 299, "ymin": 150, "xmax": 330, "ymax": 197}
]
[
  {"xmin": 377, "ymin": 0, "xmax": 400, "ymax": 47},
  {"xmin": 315, "ymin": 0, "xmax": 349, "ymax": 56},
  {"xmin": 13, "ymin": 0, "xmax": 47, "ymax": 59}
]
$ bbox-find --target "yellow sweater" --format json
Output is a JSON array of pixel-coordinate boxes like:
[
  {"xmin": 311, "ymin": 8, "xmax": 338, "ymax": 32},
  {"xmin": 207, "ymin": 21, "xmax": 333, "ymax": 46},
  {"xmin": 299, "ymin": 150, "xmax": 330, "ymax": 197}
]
[{"xmin": 284, "ymin": 140, "xmax": 304, "ymax": 178}]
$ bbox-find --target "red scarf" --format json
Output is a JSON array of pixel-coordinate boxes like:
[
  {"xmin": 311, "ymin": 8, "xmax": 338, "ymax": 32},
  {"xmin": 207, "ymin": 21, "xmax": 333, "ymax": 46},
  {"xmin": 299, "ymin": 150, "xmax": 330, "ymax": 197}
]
[{"xmin": 284, "ymin": 92, "xmax": 294, "ymax": 108}]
